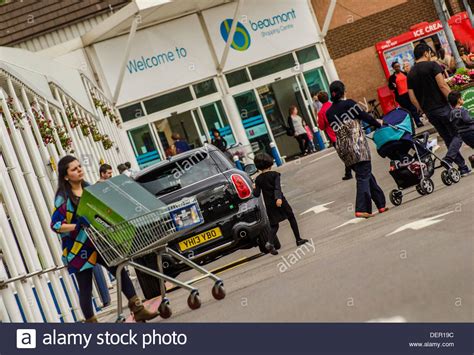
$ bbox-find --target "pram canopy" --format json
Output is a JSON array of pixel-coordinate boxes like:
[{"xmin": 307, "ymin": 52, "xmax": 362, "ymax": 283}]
[{"xmin": 373, "ymin": 108, "xmax": 414, "ymax": 159}]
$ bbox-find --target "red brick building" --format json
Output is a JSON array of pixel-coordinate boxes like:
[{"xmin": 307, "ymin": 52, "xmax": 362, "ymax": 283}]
[{"xmin": 312, "ymin": 0, "xmax": 471, "ymax": 101}]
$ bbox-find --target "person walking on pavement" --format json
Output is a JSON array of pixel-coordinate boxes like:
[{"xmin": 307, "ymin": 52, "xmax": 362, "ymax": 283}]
[
  {"xmin": 253, "ymin": 153, "xmax": 308, "ymax": 255},
  {"xmin": 51, "ymin": 155, "xmax": 158, "ymax": 323},
  {"xmin": 388, "ymin": 61, "xmax": 424, "ymax": 128},
  {"xmin": 287, "ymin": 105, "xmax": 310, "ymax": 156},
  {"xmin": 407, "ymin": 43, "xmax": 471, "ymax": 177},
  {"xmin": 326, "ymin": 81, "xmax": 388, "ymax": 218},
  {"xmin": 98, "ymin": 163, "xmax": 113, "ymax": 182},
  {"xmin": 316, "ymin": 91, "xmax": 353, "ymax": 180}
]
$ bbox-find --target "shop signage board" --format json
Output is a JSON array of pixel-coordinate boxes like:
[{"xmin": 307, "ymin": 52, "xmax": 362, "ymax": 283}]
[
  {"xmin": 93, "ymin": 14, "xmax": 216, "ymax": 106},
  {"xmin": 202, "ymin": 0, "xmax": 321, "ymax": 72}
]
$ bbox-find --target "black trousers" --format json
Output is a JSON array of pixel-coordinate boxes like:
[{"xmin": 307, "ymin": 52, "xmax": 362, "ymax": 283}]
[
  {"xmin": 269, "ymin": 210, "xmax": 301, "ymax": 245},
  {"xmin": 75, "ymin": 256, "xmax": 136, "ymax": 319},
  {"xmin": 351, "ymin": 161, "xmax": 386, "ymax": 214},
  {"xmin": 295, "ymin": 133, "xmax": 309, "ymax": 154},
  {"xmin": 396, "ymin": 93, "xmax": 422, "ymax": 126}
]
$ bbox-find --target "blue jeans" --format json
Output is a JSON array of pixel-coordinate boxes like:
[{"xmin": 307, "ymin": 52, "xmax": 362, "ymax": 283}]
[{"xmin": 426, "ymin": 106, "xmax": 466, "ymax": 169}]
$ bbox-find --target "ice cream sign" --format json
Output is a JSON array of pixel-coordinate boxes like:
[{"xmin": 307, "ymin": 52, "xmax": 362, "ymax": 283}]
[{"xmin": 411, "ymin": 22, "xmax": 443, "ymax": 38}]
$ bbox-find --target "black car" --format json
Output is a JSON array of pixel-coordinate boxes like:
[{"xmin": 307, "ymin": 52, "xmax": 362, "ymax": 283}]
[{"xmin": 133, "ymin": 145, "xmax": 274, "ymax": 298}]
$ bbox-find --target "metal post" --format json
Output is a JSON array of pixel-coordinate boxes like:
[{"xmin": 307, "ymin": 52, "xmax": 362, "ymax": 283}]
[
  {"xmin": 463, "ymin": 0, "xmax": 474, "ymax": 28},
  {"xmin": 434, "ymin": 0, "xmax": 465, "ymax": 69}
]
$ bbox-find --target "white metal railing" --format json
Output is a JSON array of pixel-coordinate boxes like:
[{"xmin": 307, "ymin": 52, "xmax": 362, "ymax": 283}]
[{"xmin": 0, "ymin": 66, "xmax": 133, "ymax": 323}]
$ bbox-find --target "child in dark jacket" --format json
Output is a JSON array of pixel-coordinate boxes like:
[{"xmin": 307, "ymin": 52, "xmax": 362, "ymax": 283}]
[
  {"xmin": 448, "ymin": 91, "xmax": 474, "ymax": 168},
  {"xmin": 252, "ymin": 153, "xmax": 308, "ymax": 255}
]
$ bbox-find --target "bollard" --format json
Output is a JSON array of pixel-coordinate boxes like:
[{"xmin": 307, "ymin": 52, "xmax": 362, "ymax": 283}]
[
  {"xmin": 269, "ymin": 142, "xmax": 283, "ymax": 166},
  {"xmin": 233, "ymin": 155, "xmax": 244, "ymax": 171},
  {"xmin": 313, "ymin": 127, "xmax": 325, "ymax": 151}
]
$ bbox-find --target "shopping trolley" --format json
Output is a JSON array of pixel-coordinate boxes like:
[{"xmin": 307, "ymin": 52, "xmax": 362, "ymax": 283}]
[{"xmin": 84, "ymin": 197, "xmax": 226, "ymax": 322}]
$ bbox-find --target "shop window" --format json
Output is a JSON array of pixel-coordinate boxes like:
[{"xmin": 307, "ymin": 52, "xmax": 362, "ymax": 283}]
[
  {"xmin": 193, "ymin": 79, "xmax": 217, "ymax": 98},
  {"xmin": 296, "ymin": 46, "xmax": 320, "ymax": 64},
  {"xmin": 143, "ymin": 87, "xmax": 193, "ymax": 114},
  {"xmin": 118, "ymin": 103, "xmax": 145, "ymax": 122},
  {"xmin": 248, "ymin": 54, "xmax": 295, "ymax": 80},
  {"xmin": 225, "ymin": 69, "xmax": 250, "ymax": 87},
  {"xmin": 303, "ymin": 67, "xmax": 329, "ymax": 96},
  {"xmin": 201, "ymin": 101, "xmax": 236, "ymax": 146},
  {"xmin": 128, "ymin": 125, "xmax": 161, "ymax": 168}
]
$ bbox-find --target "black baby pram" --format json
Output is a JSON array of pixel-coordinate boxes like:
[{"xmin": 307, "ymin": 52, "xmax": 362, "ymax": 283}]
[{"xmin": 372, "ymin": 108, "xmax": 461, "ymax": 205}]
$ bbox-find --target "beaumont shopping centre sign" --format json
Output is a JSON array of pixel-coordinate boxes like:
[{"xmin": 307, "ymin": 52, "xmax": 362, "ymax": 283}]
[{"xmin": 92, "ymin": 1, "xmax": 320, "ymax": 105}]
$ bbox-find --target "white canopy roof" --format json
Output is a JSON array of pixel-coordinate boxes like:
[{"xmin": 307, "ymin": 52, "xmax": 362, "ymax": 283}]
[{"xmin": 0, "ymin": 46, "xmax": 94, "ymax": 113}]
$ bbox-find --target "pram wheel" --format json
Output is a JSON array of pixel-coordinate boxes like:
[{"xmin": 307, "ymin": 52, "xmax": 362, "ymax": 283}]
[
  {"xmin": 187, "ymin": 290, "xmax": 201, "ymax": 310},
  {"xmin": 441, "ymin": 170, "xmax": 453, "ymax": 186},
  {"xmin": 416, "ymin": 184, "xmax": 426, "ymax": 195},
  {"xmin": 158, "ymin": 299, "xmax": 172, "ymax": 319},
  {"xmin": 419, "ymin": 178, "xmax": 434, "ymax": 194},
  {"xmin": 212, "ymin": 281, "xmax": 226, "ymax": 300},
  {"xmin": 447, "ymin": 168, "xmax": 461, "ymax": 183},
  {"xmin": 389, "ymin": 189, "xmax": 403, "ymax": 206}
]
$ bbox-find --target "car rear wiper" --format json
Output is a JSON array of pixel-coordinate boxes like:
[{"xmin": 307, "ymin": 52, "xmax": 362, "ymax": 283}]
[{"xmin": 155, "ymin": 184, "xmax": 182, "ymax": 196}]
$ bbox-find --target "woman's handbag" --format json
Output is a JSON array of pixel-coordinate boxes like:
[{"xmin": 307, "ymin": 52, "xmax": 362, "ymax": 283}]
[{"xmin": 286, "ymin": 126, "xmax": 295, "ymax": 136}]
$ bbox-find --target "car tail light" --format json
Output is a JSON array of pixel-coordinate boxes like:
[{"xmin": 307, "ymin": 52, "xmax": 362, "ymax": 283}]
[{"xmin": 231, "ymin": 174, "xmax": 251, "ymax": 199}]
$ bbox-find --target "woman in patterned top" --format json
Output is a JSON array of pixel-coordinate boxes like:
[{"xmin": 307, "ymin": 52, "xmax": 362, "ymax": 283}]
[
  {"xmin": 51, "ymin": 155, "xmax": 158, "ymax": 322},
  {"xmin": 325, "ymin": 81, "xmax": 388, "ymax": 218}
]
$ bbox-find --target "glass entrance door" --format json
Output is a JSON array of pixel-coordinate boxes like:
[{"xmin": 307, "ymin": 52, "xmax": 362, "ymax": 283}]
[
  {"xmin": 256, "ymin": 76, "xmax": 310, "ymax": 159},
  {"xmin": 128, "ymin": 124, "xmax": 161, "ymax": 169},
  {"xmin": 233, "ymin": 91, "xmax": 272, "ymax": 154},
  {"xmin": 154, "ymin": 110, "xmax": 203, "ymax": 157}
]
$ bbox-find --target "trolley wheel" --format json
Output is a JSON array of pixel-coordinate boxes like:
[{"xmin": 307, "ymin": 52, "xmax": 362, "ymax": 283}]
[
  {"xmin": 116, "ymin": 315, "xmax": 126, "ymax": 323},
  {"xmin": 187, "ymin": 291, "xmax": 201, "ymax": 310},
  {"xmin": 448, "ymin": 168, "xmax": 461, "ymax": 183},
  {"xmin": 389, "ymin": 189, "xmax": 402, "ymax": 206},
  {"xmin": 416, "ymin": 184, "xmax": 426, "ymax": 195},
  {"xmin": 158, "ymin": 300, "xmax": 172, "ymax": 319},
  {"xmin": 211, "ymin": 281, "xmax": 226, "ymax": 300},
  {"xmin": 420, "ymin": 178, "xmax": 434, "ymax": 194},
  {"xmin": 441, "ymin": 170, "xmax": 453, "ymax": 186}
]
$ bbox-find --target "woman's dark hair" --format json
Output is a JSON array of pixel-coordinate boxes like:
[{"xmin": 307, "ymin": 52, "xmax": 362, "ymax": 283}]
[
  {"xmin": 317, "ymin": 91, "xmax": 329, "ymax": 103},
  {"xmin": 254, "ymin": 153, "xmax": 274, "ymax": 171},
  {"xmin": 437, "ymin": 48, "xmax": 445, "ymax": 60},
  {"xmin": 288, "ymin": 105, "xmax": 298, "ymax": 116},
  {"xmin": 211, "ymin": 128, "xmax": 220, "ymax": 136},
  {"xmin": 56, "ymin": 155, "xmax": 86, "ymax": 206},
  {"xmin": 448, "ymin": 91, "xmax": 461, "ymax": 107},
  {"xmin": 329, "ymin": 80, "xmax": 345, "ymax": 102},
  {"xmin": 391, "ymin": 61, "xmax": 399, "ymax": 69},
  {"xmin": 124, "ymin": 162, "xmax": 131, "ymax": 169}
]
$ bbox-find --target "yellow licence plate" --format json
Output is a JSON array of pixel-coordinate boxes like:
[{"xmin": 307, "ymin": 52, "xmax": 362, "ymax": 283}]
[{"xmin": 178, "ymin": 227, "xmax": 222, "ymax": 251}]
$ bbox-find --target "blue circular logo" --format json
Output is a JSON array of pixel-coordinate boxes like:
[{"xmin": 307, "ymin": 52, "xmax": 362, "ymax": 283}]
[{"xmin": 220, "ymin": 19, "xmax": 251, "ymax": 51}]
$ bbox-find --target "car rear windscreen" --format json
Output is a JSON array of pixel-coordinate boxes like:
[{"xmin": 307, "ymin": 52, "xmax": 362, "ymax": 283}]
[{"xmin": 136, "ymin": 152, "xmax": 221, "ymax": 196}]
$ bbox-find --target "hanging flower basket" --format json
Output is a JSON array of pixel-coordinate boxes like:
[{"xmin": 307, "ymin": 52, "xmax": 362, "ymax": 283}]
[
  {"xmin": 90, "ymin": 125, "xmax": 103, "ymax": 142},
  {"xmin": 30, "ymin": 104, "xmax": 55, "ymax": 145},
  {"xmin": 79, "ymin": 118, "xmax": 91, "ymax": 137},
  {"xmin": 65, "ymin": 106, "xmax": 79, "ymax": 128},
  {"xmin": 56, "ymin": 126, "xmax": 73, "ymax": 152},
  {"xmin": 101, "ymin": 134, "xmax": 114, "ymax": 150},
  {"xmin": 1, "ymin": 97, "xmax": 24, "ymax": 130}
]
